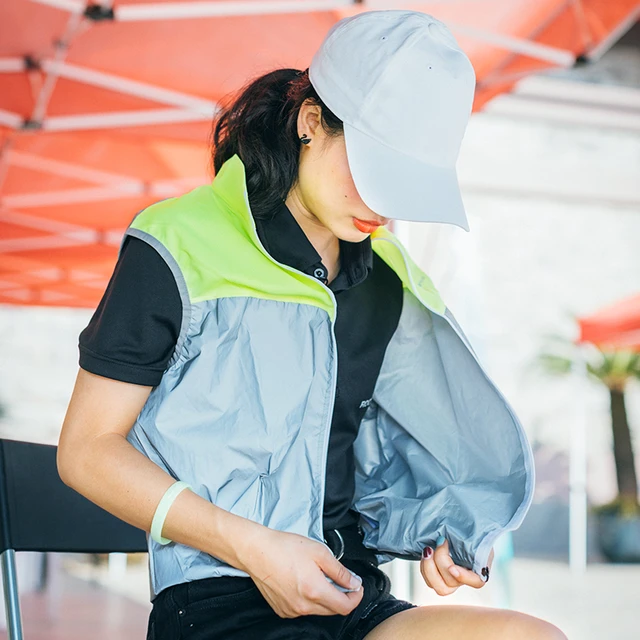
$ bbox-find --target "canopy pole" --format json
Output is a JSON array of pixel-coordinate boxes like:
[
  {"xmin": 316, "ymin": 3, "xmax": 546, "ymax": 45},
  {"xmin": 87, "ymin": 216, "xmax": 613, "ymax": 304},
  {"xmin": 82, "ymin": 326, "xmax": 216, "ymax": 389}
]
[
  {"xmin": 0, "ymin": 59, "xmax": 25, "ymax": 73},
  {"xmin": 587, "ymin": 6, "xmax": 640, "ymax": 61},
  {"xmin": 43, "ymin": 108, "xmax": 213, "ymax": 132},
  {"xmin": 0, "ymin": 111, "xmax": 21, "ymax": 129},
  {"xmin": 7, "ymin": 151, "xmax": 143, "ymax": 186},
  {"xmin": 569, "ymin": 356, "xmax": 589, "ymax": 574},
  {"xmin": 42, "ymin": 60, "xmax": 218, "ymax": 113},
  {"xmin": 28, "ymin": 0, "xmax": 355, "ymax": 20},
  {"xmin": 446, "ymin": 22, "xmax": 575, "ymax": 66}
]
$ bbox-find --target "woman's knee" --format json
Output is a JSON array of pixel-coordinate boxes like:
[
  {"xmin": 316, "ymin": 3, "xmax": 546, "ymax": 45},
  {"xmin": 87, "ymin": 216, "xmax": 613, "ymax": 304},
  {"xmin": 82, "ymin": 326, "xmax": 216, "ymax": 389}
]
[{"xmin": 502, "ymin": 611, "xmax": 568, "ymax": 640}]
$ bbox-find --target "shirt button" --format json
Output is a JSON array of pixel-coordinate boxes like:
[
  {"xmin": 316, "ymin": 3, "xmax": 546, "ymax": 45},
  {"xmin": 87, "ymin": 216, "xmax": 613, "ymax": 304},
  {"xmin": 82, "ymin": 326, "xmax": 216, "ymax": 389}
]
[{"xmin": 314, "ymin": 267, "xmax": 326, "ymax": 279}]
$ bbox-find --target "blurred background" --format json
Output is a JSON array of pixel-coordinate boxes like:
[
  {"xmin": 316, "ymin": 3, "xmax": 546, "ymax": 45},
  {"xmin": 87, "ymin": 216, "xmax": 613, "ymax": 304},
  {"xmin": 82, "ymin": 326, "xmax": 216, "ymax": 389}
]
[{"xmin": 1, "ymin": 1, "xmax": 639, "ymax": 639}]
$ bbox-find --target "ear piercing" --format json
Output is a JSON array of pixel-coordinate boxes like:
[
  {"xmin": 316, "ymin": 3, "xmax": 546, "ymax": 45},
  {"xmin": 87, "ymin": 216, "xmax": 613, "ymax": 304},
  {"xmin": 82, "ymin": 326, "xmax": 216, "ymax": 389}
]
[{"xmin": 300, "ymin": 134, "xmax": 311, "ymax": 145}]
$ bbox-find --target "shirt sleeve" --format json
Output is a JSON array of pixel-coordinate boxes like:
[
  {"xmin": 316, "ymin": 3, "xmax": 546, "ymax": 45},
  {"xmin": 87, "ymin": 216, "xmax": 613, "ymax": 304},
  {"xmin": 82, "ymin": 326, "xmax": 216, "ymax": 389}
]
[{"xmin": 78, "ymin": 234, "xmax": 183, "ymax": 386}]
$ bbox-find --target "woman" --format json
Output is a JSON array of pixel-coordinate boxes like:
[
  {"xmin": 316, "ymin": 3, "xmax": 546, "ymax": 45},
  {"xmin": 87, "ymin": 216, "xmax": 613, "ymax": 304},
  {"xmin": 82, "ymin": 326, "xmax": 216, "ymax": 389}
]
[{"xmin": 59, "ymin": 10, "xmax": 567, "ymax": 640}]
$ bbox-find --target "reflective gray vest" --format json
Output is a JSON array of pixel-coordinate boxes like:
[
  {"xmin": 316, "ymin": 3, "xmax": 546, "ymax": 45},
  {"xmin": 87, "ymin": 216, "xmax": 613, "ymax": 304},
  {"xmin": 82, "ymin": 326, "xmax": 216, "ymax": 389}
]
[{"xmin": 123, "ymin": 153, "xmax": 535, "ymax": 599}]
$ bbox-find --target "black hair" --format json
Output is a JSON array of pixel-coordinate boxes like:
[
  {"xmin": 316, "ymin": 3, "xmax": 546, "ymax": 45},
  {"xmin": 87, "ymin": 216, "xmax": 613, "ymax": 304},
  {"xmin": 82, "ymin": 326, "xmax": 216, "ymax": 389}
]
[{"xmin": 210, "ymin": 68, "xmax": 343, "ymax": 220}]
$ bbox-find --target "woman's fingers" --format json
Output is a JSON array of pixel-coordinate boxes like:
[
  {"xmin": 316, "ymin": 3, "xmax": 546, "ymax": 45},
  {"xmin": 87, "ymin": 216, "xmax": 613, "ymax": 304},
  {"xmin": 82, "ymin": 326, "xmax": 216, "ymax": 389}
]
[
  {"xmin": 443, "ymin": 540, "xmax": 492, "ymax": 589},
  {"xmin": 432, "ymin": 538, "xmax": 463, "ymax": 588},
  {"xmin": 420, "ymin": 545, "xmax": 459, "ymax": 596},
  {"xmin": 447, "ymin": 564, "xmax": 486, "ymax": 589},
  {"xmin": 420, "ymin": 538, "xmax": 490, "ymax": 594}
]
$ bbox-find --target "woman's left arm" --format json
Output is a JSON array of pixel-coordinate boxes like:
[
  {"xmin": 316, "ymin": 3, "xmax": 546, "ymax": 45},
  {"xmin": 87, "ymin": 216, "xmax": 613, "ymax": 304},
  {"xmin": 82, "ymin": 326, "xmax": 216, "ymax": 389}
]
[{"xmin": 420, "ymin": 538, "xmax": 494, "ymax": 596}]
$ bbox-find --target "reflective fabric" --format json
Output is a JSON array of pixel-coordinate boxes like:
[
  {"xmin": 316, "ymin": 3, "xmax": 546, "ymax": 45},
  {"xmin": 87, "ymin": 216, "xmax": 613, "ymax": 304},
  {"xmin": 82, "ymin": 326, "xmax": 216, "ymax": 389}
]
[
  {"xmin": 353, "ymin": 289, "xmax": 534, "ymax": 576},
  {"xmin": 122, "ymin": 153, "xmax": 535, "ymax": 599},
  {"xmin": 126, "ymin": 296, "xmax": 336, "ymax": 596}
]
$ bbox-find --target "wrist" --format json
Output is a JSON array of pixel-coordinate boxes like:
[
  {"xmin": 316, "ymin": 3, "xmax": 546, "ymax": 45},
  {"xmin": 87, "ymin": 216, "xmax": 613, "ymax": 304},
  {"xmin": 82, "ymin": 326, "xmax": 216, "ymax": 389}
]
[{"xmin": 207, "ymin": 506, "xmax": 270, "ymax": 574}]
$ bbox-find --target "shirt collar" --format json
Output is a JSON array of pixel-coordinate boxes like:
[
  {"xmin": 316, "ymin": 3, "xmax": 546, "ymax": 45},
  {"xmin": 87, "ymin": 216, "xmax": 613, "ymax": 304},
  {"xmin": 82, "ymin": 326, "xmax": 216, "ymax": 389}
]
[{"xmin": 255, "ymin": 200, "xmax": 373, "ymax": 292}]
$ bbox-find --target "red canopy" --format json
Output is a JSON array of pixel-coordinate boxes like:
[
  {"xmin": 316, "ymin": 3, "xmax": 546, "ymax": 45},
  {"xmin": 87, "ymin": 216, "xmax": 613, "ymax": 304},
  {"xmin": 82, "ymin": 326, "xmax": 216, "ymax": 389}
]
[
  {"xmin": 1, "ymin": 0, "xmax": 638, "ymax": 308},
  {"xmin": 577, "ymin": 293, "xmax": 640, "ymax": 352}
]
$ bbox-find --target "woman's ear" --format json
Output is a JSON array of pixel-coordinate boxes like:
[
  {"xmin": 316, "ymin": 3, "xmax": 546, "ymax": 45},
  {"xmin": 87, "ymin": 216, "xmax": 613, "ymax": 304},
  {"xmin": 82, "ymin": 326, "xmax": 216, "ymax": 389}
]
[{"xmin": 297, "ymin": 99, "xmax": 322, "ymax": 140}]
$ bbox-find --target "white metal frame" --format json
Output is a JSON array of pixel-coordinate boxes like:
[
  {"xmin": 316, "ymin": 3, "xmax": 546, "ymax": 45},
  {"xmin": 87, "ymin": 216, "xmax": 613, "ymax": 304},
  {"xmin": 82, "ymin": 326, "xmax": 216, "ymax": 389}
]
[
  {"xmin": 0, "ymin": 110, "xmax": 22, "ymax": 129},
  {"xmin": 0, "ymin": 59, "xmax": 24, "ymax": 73},
  {"xmin": 587, "ymin": 5, "xmax": 640, "ymax": 61},
  {"xmin": 448, "ymin": 20, "xmax": 575, "ymax": 66},
  {"xmin": 44, "ymin": 108, "xmax": 214, "ymax": 131},
  {"xmin": 1, "ymin": 550, "xmax": 24, "ymax": 640},
  {"xmin": 32, "ymin": 0, "xmax": 355, "ymax": 19},
  {"xmin": 42, "ymin": 60, "xmax": 218, "ymax": 113},
  {"xmin": 8, "ymin": 150, "xmax": 142, "ymax": 186}
]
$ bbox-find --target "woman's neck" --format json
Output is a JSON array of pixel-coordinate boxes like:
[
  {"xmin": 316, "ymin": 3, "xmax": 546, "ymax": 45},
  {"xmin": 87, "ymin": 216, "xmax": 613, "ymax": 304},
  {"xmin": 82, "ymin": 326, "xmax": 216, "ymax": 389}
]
[{"xmin": 285, "ymin": 194, "xmax": 341, "ymax": 283}]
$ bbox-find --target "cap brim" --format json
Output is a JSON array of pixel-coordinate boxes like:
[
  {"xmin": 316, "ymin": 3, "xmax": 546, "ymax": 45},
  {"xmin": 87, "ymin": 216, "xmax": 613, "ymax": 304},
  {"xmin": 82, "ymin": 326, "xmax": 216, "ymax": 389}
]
[{"xmin": 343, "ymin": 123, "xmax": 470, "ymax": 232}]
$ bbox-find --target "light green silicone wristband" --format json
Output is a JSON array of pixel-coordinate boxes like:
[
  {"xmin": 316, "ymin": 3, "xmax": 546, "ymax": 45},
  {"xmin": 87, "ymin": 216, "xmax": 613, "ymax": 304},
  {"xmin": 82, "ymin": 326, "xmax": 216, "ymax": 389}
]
[{"xmin": 150, "ymin": 481, "xmax": 192, "ymax": 545}]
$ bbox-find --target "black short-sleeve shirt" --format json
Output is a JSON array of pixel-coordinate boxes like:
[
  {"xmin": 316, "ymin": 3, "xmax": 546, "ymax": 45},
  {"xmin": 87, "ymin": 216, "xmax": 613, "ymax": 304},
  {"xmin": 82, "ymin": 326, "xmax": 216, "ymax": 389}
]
[{"xmin": 79, "ymin": 201, "xmax": 403, "ymax": 531}]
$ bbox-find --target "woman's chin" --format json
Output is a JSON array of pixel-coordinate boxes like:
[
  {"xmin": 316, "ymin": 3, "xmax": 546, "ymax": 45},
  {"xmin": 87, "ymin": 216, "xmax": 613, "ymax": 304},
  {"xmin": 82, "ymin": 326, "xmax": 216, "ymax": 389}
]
[
  {"xmin": 330, "ymin": 219, "xmax": 372, "ymax": 242},
  {"xmin": 341, "ymin": 228, "xmax": 371, "ymax": 242}
]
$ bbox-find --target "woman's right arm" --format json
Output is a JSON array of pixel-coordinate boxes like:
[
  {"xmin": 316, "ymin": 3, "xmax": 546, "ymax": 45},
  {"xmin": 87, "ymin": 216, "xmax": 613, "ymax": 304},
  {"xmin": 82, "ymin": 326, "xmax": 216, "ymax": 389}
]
[
  {"xmin": 57, "ymin": 367, "xmax": 265, "ymax": 576},
  {"xmin": 59, "ymin": 235, "xmax": 362, "ymax": 617},
  {"xmin": 58, "ymin": 369, "xmax": 363, "ymax": 617}
]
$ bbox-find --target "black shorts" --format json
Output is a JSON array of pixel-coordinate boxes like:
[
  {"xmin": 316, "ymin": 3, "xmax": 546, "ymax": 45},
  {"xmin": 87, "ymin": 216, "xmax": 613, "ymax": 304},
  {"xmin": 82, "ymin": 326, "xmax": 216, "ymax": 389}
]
[{"xmin": 146, "ymin": 556, "xmax": 417, "ymax": 639}]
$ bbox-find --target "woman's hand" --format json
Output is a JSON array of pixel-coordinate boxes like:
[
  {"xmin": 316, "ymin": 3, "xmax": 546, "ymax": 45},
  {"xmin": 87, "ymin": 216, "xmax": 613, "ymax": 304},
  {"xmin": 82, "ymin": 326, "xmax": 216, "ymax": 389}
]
[
  {"xmin": 420, "ymin": 537, "xmax": 494, "ymax": 596},
  {"xmin": 237, "ymin": 527, "xmax": 364, "ymax": 618}
]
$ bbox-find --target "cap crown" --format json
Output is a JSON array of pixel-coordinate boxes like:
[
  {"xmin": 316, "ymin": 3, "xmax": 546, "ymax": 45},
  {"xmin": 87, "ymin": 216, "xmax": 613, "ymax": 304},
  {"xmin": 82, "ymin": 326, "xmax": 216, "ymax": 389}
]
[{"xmin": 310, "ymin": 10, "xmax": 476, "ymax": 169}]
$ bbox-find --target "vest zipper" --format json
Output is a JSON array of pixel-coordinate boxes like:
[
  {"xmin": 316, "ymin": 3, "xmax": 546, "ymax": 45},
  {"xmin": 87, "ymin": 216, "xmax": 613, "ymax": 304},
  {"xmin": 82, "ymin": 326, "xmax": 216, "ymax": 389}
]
[
  {"xmin": 372, "ymin": 236, "xmax": 535, "ymax": 576},
  {"xmin": 239, "ymin": 192, "xmax": 339, "ymax": 549}
]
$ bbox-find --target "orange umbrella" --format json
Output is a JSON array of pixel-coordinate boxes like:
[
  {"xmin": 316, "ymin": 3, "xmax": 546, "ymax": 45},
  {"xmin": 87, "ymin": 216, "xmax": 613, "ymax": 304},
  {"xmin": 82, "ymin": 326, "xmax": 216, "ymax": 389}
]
[
  {"xmin": 1, "ymin": 0, "xmax": 638, "ymax": 308},
  {"xmin": 577, "ymin": 293, "xmax": 640, "ymax": 352}
]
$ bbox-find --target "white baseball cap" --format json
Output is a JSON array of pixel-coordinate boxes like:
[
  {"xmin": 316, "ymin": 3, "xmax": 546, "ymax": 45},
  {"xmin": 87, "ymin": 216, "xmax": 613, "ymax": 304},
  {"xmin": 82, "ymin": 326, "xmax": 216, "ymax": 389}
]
[{"xmin": 309, "ymin": 10, "xmax": 476, "ymax": 231}]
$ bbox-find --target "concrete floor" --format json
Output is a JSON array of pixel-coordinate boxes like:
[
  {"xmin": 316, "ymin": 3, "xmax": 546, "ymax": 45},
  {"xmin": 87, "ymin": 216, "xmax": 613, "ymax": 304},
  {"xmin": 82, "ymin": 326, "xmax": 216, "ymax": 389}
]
[{"xmin": 0, "ymin": 568, "xmax": 149, "ymax": 640}]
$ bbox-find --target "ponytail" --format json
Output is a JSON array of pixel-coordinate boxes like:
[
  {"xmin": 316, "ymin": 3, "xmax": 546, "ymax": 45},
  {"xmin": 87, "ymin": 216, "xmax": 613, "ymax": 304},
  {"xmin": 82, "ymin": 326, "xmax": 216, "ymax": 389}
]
[{"xmin": 210, "ymin": 68, "xmax": 343, "ymax": 220}]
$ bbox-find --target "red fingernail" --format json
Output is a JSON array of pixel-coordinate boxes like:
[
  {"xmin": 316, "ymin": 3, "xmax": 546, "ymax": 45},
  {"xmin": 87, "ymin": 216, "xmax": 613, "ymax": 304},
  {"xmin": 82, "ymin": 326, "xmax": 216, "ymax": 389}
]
[{"xmin": 422, "ymin": 546, "xmax": 433, "ymax": 559}]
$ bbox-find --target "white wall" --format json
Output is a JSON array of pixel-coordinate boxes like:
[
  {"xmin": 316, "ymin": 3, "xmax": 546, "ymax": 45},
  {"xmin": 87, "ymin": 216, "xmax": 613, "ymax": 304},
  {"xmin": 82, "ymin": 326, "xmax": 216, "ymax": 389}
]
[
  {"xmin": 398, "ymin": 106, "xmax": 640, "ymax": 507},
  {"xmin": 0, "ymin": 306, "xmax": 90, "ymax": 445}
]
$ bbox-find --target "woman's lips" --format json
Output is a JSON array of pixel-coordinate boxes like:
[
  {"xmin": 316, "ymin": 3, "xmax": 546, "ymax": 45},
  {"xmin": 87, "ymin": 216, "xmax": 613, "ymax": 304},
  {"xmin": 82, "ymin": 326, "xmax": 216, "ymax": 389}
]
[{"xmin": 353, "ymin": 217, "xmax": 383, "ymax": 234}]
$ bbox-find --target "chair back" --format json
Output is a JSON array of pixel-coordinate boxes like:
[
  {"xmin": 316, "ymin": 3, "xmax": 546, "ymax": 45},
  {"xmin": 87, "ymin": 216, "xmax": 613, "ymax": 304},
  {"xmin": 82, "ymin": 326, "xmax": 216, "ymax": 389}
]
[{"xmin": 0, "ymin": 438, "xmax": 147, "ymax": 554}]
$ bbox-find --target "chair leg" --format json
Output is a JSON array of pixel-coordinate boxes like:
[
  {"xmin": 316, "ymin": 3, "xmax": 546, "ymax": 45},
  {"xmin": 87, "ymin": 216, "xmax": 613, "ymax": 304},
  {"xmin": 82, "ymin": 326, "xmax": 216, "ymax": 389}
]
[
  {"xmin": 1, "ymin": 549, "xmax": 24, "ymax": 640},
  {"xmin": 37, "ymin": 552, "xmax": 48, "ymax": 593}
]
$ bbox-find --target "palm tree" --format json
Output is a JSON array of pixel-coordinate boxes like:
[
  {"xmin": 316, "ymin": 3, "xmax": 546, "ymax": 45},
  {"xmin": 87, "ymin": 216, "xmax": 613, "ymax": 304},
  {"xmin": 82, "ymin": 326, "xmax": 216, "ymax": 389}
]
[{"xmin": 538, "ymin": 337, "xmax": 640, "ymax": 516}]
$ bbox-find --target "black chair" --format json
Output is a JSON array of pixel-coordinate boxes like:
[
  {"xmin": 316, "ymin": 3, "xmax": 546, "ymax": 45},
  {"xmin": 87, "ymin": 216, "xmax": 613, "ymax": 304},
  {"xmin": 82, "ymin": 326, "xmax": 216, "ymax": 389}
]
[{"xmin": 0, "ymin": 438, "xmax": 148, "ymax": 640}]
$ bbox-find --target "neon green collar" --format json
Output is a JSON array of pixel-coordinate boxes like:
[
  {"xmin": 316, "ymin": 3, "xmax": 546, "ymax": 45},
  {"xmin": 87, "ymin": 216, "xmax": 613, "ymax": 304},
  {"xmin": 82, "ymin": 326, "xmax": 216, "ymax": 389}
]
[{"xmin": 211, "ymin": 153, "xmax": 445, "ymax": 315}]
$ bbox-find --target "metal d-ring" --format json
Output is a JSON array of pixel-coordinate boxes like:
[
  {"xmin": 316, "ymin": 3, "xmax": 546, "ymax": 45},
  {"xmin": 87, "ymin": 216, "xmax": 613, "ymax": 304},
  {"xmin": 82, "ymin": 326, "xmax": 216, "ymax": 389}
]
[{"xmin": 324, "ymin": 528, "xmax": 345, "ymax": 560}]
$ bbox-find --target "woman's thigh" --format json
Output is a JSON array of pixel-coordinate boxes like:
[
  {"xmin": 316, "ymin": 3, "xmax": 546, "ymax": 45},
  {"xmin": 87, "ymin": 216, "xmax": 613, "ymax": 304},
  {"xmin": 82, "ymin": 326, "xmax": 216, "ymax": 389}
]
[{"xmin": 362, "ymin": 604, "xmax": 568, "ymax": 640}]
